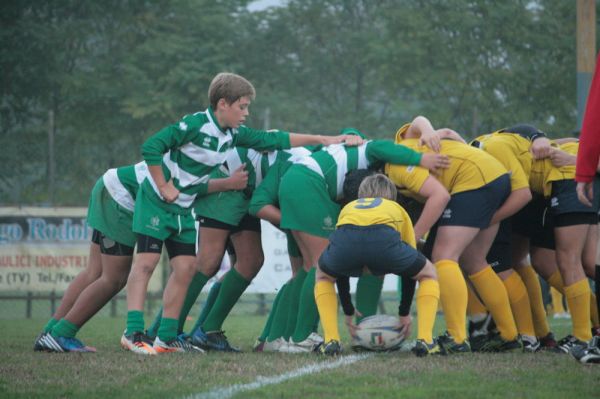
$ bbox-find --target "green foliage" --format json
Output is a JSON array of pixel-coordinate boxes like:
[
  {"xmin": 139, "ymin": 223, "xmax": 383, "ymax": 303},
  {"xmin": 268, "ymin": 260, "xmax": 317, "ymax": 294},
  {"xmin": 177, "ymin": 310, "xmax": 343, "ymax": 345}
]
[{"xmin": 0, "ymin": 0, "xmax": 595, "ymax": 205}]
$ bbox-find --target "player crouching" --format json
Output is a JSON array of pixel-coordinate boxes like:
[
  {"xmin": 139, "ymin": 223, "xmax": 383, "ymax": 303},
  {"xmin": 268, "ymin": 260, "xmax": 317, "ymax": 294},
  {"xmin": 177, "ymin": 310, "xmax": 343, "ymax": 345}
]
[{"xmin": 314, "ymin": 173, "xmax": 441, "ymax": 357}]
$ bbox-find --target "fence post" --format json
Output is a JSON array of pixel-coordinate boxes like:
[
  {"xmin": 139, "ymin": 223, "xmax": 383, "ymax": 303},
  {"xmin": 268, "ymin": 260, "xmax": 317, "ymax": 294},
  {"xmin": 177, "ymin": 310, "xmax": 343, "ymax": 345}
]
[
  {"xmin": 256, "ymin": 293, "xmax": 267, "ymax": 316},
  {"xmin": 26, "ymin": 291, "xmax": 33, "ymax": 318},
  {"xmin": 110, "ymin": 297, "xmax": 117, "ymax": 317},
  {"xmin": 50, "ymin": 291, "xmax": 56, "ymax": 315}
]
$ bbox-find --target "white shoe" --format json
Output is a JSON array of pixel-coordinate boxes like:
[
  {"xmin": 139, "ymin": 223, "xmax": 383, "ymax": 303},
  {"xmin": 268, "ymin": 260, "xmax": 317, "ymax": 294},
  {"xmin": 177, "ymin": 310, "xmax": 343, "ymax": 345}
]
[
  {"xmin": 280, "ymin": 334, "xmax": 323, "ymax": 353},
  {"xmin": 263, "ymin": 337, "xmax": 287, "ymax": 352}
]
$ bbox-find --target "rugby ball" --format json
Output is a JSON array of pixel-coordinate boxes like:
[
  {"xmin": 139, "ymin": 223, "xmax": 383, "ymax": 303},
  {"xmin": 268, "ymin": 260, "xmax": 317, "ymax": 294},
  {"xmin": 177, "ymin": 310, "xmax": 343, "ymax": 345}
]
[{"xmin": 352, "ymin": 314, "xmax": 405, "ymax": 351}]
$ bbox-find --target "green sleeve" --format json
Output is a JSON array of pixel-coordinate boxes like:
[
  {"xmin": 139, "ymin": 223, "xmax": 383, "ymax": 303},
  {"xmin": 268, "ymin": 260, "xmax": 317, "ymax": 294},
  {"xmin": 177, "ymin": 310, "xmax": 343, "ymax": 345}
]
[
  {"xmin": 234, "ymin": 126, "xmax": 291, "ymax": 151},
  {"xmin": 248, "ymin": 163, "xmax": 284, "ymax": 216},
  {"xmin": 141, "ymin": 114, "xmax": 201, "ymax": 165},
  {"xmin": 365, "ymin": 140, "xmax": 422, "ymax": 166}
]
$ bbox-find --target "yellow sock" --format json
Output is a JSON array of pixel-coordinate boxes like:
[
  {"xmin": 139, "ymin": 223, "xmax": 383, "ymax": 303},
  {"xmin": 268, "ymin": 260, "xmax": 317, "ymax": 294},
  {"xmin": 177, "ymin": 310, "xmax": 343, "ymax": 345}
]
[
  {"xmin": 502, "ymin": 272, "xmax": 536, "ymax": 337},
  {"xmin": 564, "ymin": 279, "xmax": 592, "ymax": 342},
  {"xmin": 434, "ymin": 259, "xmax": 468, "ymax": 343},
  {"xmin": 516, "ymin": 265, "xmax": 550, "ymax": 337},
  {"xmin": 551, "ymin": 287, "xmax": 566, "ymax": 314},
  {"xmin": 416, "ymin": 278, "xmax": 440, "ymax": 343},
  {"xmin": 469, "ymin": 266, "xmax": 518, "ymax": 341},
  {"xmin": 547, "ymin": 270, "xmax": 565, "ymax": 294},
  {"xmin": 314, "ymin": 280, "xmax": 340, "ymax": 342},
  {"xmin": 467, "ymin": 283, "xmax": 487, "ymax": 316},
  {"xmin": 590, "ymin": 292, "xmax": 599, "ymax": 328}
]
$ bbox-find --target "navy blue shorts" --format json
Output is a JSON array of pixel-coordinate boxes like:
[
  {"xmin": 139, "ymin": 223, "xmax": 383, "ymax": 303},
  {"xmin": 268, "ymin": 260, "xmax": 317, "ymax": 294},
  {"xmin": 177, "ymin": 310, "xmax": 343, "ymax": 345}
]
[
  {"xmin": 319, "ymin": 225, "xmax": 426, "ymax": 279},
  {"xmin": 438, "ymin": 174, "xmax": 511, "ymax": 229},
  {"xmin": 512, "ymin": 195, "xmax": 555, "ymax": 250},
  {"xmin": 549, "ymin": 178, "xmax": 600, "ymax": 227},
  {"xmin": 487, "ymin": 219, "xmax": 512, "ymax": 273}
]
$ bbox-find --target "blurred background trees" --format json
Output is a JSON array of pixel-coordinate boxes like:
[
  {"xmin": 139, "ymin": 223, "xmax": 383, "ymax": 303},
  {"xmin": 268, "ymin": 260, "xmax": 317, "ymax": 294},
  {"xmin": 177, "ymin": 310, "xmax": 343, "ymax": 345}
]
[{"xmin": 0, "ymin": 0, "xmax": 595, "ymax": 205}]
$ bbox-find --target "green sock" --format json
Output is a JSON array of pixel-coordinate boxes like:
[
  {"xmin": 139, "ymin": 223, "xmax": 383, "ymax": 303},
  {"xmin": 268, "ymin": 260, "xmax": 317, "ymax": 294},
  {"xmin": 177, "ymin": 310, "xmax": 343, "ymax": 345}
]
[
  {"xmin": 355, "ymin": 274, "xmax": 384, "ymax": 323},
  {"xmin": 146, "ymin": 308, "xmax": 163, "ymax": 338},
  {"xmin": 202, "ymin": 268, "xmax": 251, "ymax": 332},
  {"xmin": 190, "ymin": 281, "xmax": 222, "ymax": 334},
  {"xmin": 284, "ymin": 268, "xmax": 308, "ymax": 340},
  {"xmin": 157, "ymin": 317, "xmax": 178, "ymax": 342},
  {"xmin": 43, "ymin": 318, "xmax": 59, "ymax": 333},
  {"xmin": 50, "ymin": 319, "xmax": 79, "ymax": 339},
  {"xmin": 178, "ymin": 272, "xmax": 211, "ymax": 333},
  {"xmin": 267, "ymin": 283, "xmax": 293, "ymax": 342},
  {"xmin": 259, "ymin": 283, "xmax": 288, "ymax": 342},
  {"xmin": 291, "ymin": 268, "xmax": 319, "ymax": 343},
  {"xmin": 126, "ymin": 310, "xmax": 145, "ymax": 335}
]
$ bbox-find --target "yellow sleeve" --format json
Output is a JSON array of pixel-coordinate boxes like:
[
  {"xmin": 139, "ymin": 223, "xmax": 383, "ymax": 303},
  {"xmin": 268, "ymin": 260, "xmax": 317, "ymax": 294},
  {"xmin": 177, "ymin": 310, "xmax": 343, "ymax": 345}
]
[
  {"xmin": 385, "ymin": 163, "xmax": 429, "ymax": 195},
  {"xmin": 484, "ymin": 141, "xmax": 529, "ymax": 191}
]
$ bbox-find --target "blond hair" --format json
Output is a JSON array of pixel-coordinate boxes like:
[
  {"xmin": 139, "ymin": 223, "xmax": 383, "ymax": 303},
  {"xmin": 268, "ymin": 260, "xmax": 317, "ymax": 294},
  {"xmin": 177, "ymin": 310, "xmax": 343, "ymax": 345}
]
[
  {"xmin": 358, "ymin": 174, "xmax": 397, "ymax": 201},
  {"xmin": 208, "ymin": 72, "xmax": 256, "ymax": 109}
]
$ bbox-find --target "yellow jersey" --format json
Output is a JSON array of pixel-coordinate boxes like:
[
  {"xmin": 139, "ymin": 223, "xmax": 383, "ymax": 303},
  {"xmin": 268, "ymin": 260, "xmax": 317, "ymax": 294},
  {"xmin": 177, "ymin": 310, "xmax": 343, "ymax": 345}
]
[
  {"xmin": 337, "ymin": 197, "xmax": 416, "ymax": 249},
  {"xmin": 529, "ymin": 142, "xmax": 578, "ymax": 197},
  {"xmin": 472, "ymin": 132, "xmax": 531, "ymax": 192},
  {"xmin": 386, "ymin": 125, "xmax": 508, "ymax": 196}
]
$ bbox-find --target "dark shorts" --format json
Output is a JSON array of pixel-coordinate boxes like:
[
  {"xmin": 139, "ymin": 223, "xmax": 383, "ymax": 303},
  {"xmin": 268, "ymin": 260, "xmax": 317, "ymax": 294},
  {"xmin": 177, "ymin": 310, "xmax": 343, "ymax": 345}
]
[
  {"xmin": 438, "ymin": 174, "xmax": 511, "ymax": 229},
  {"xmin": 512, "ymin": 195, "xmax": 555, "ymax": 250},
  {"xmin": 198, "ymin": 214, "xmax": 261, "ymax": 234},
  {"xmin": 91, "ymin": 229, "xmax": 134, "ymax": 256},
  {"xmin": 549, "ymin": 178, "xmax": 600, "ymax": 226},
  {"xmin": 319, "ymin": 225, "xmax": 426, "ymax": 278},
  {"xmin": 487, "ymin": 219, "xmax": 512, "ymax": 273},
  {"xmin": 136, "ymin": 234, "xmax": 196, "ymax": 259}
]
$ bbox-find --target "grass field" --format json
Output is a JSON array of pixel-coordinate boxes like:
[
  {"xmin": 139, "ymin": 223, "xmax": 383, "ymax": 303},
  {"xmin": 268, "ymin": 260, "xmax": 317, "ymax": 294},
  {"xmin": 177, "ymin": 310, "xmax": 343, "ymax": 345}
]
[{"xmin": 1, "ymin": 311, "xmax": 599, "ymax": 399}]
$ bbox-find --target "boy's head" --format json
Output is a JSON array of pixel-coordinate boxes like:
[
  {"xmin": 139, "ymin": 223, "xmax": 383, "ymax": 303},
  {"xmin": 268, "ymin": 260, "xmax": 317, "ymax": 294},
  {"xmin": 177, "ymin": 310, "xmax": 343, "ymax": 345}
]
[
  {"xmin": 358, "ymin": 174, "xmax": 397, "ymax": 201},
  {"xmin": 209, "ymin": 72, "xmax": 256, "ymax": 129},
  {"xmin": 343, "ymin": 169, "xmax": 376, "ymax": 202}
]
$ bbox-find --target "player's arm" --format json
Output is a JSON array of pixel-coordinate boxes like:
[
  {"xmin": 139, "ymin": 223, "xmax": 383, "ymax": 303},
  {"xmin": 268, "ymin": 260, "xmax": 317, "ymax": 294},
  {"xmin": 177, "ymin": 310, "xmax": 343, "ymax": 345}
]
[
  {"xmin": 412, "ymin": 177, "xmax": 450, "ymax": 241},
  {"xmin": 367, "ymin": 140, "xmax": 450, "ymax": 172},
  {"xmin": 549, "ymin": 147, "xmax": 577, "ymax": 168},
  {"xmin": 206, "ymin": 164, "xmax": 249, "ymax": 194},
  {"xmin": 490, "ymin": 187, "xmax": 532, "ymax": 225},
  {"xmin": 255, "ymin": 205, "xmax": 282, "ymax": 226}
]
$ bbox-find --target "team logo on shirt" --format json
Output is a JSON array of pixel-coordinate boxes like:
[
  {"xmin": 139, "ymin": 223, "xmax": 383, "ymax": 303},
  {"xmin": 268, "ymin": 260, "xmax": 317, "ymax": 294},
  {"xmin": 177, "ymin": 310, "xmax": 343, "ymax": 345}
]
[
  {"xmin": 203, "ymin": 137, "xmax": 212, "ymax": 147},
  {"xmin": 323, "ymin": 216, "xmax": 334, "ymax": 229},
  {"xmin": 147, "ymin": 216, "xmax": 160, "ymax": 230},
  {"xmin": 179, "ymin": 122, "xmax": 188, "ymax": 131}
]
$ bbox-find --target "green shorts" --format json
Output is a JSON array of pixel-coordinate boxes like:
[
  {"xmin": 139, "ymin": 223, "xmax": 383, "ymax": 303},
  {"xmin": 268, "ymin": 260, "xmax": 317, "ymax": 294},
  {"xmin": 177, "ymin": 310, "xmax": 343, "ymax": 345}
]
[
  {"xmin": 132, "ymin": 188, "xmax": 197, "ymax": 244},
  {"xmin": 195, "ymin": 190, "xmax": 250, "ymax": 226},
  {"xmin": 86, "ymin": 178, "xmax": 136, "ymax": 247},
  {"xmin": 279, "ymin": 165, "xmax": 340, "ymax": 238},
  {"xmin": 285, "ymin": 230, "xmax": 300, "ymax": 258}
]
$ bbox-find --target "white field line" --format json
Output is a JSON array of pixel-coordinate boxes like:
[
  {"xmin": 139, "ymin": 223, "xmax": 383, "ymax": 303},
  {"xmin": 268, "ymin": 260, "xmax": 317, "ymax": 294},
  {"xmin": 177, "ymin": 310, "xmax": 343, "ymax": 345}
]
[{"xmin": 184, "ymin": 353, "xmax": 373, "ymax": 399}]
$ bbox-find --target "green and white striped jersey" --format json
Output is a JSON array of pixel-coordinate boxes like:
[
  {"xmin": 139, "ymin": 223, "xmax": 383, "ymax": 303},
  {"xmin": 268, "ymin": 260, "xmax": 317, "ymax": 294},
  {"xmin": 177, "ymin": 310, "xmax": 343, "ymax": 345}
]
[
  {"xmin": 294, "ymin": 140, "xmax": 423, "ymax": 200},
  {"xmin": 223, "ymin": 146, "xmax": 316, "ymax": 189},
  {"xmin": 101, "ymin": 162, "xmax": 148, "ymax": 211},
  {"xmin": 141, "ymin": 107, "xmax": 291, "ymax": 210}
]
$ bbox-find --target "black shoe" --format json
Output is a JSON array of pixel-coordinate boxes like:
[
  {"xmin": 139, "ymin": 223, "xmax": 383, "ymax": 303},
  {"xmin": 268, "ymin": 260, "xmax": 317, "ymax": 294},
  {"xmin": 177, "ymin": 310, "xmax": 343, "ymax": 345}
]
[
  {"xmin": 413, "ymin": 339, "xmax": 443, "ymax": 357},
  {"xmin": 34, "ymin": 332, "xmax": 48, "ymax": 352},
  {"xmin": 191, "ymin": 328, "xmax": 241, "ymax": 352},
  {"xmin": 539, "ymin": 332, "xmax": 558, "ymax": 350},
  {"xmin": 318, "ymin": 340, "xmax": 342, "ymax": 356},
  {"xmin": 571, "ymin": 336, "xmax": 600, "ymax": 364},
  {"xmin": 554, "ymin": 335, "xmax": 587, "ymax": 355},
  {"xmin": 438, "ymin": 332, "xmax": 471, "ymax": 354},
  {"xmin": 478, "ymin": 332, "xmax": 522, "ymax": 353}
]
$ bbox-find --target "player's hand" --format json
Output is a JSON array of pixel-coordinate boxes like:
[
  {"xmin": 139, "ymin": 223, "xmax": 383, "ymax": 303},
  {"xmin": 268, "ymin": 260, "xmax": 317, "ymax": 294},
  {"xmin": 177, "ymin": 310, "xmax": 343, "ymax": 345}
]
[
  {"xmin": 436, "ymin": 128, "xmax": 466, "ymax": 143},
  {"xmin": 345, "ymin": 310, "xmax": 363, "ymax": 337},
  {"xmin": 397, "ymin": 315, "xmax": 412, "ymax": 339},
  {"xmin": 576, "ymin": 181, "xmax": 594, "ymax": 207},
  {"xmin": 227, "ymin": 164, "xmax": 249, "ymax": 190},
  {"xmin": 420, "ymin": 153, "xmax": 450, "ymax": 172},
  {"xmin": 159, "ymin": 179, "xmax": 179, "ymax": 203},
  {"xmin": 549, "ymin": 148, "xmax": 576, "ymax": 168},
  {"xmin": 530, "ymin": 137, "xmax": 552, "ymax": 159},
  {"xmin": 419, "ymin": 130, "xmax": 441, "ymax": 152}
]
